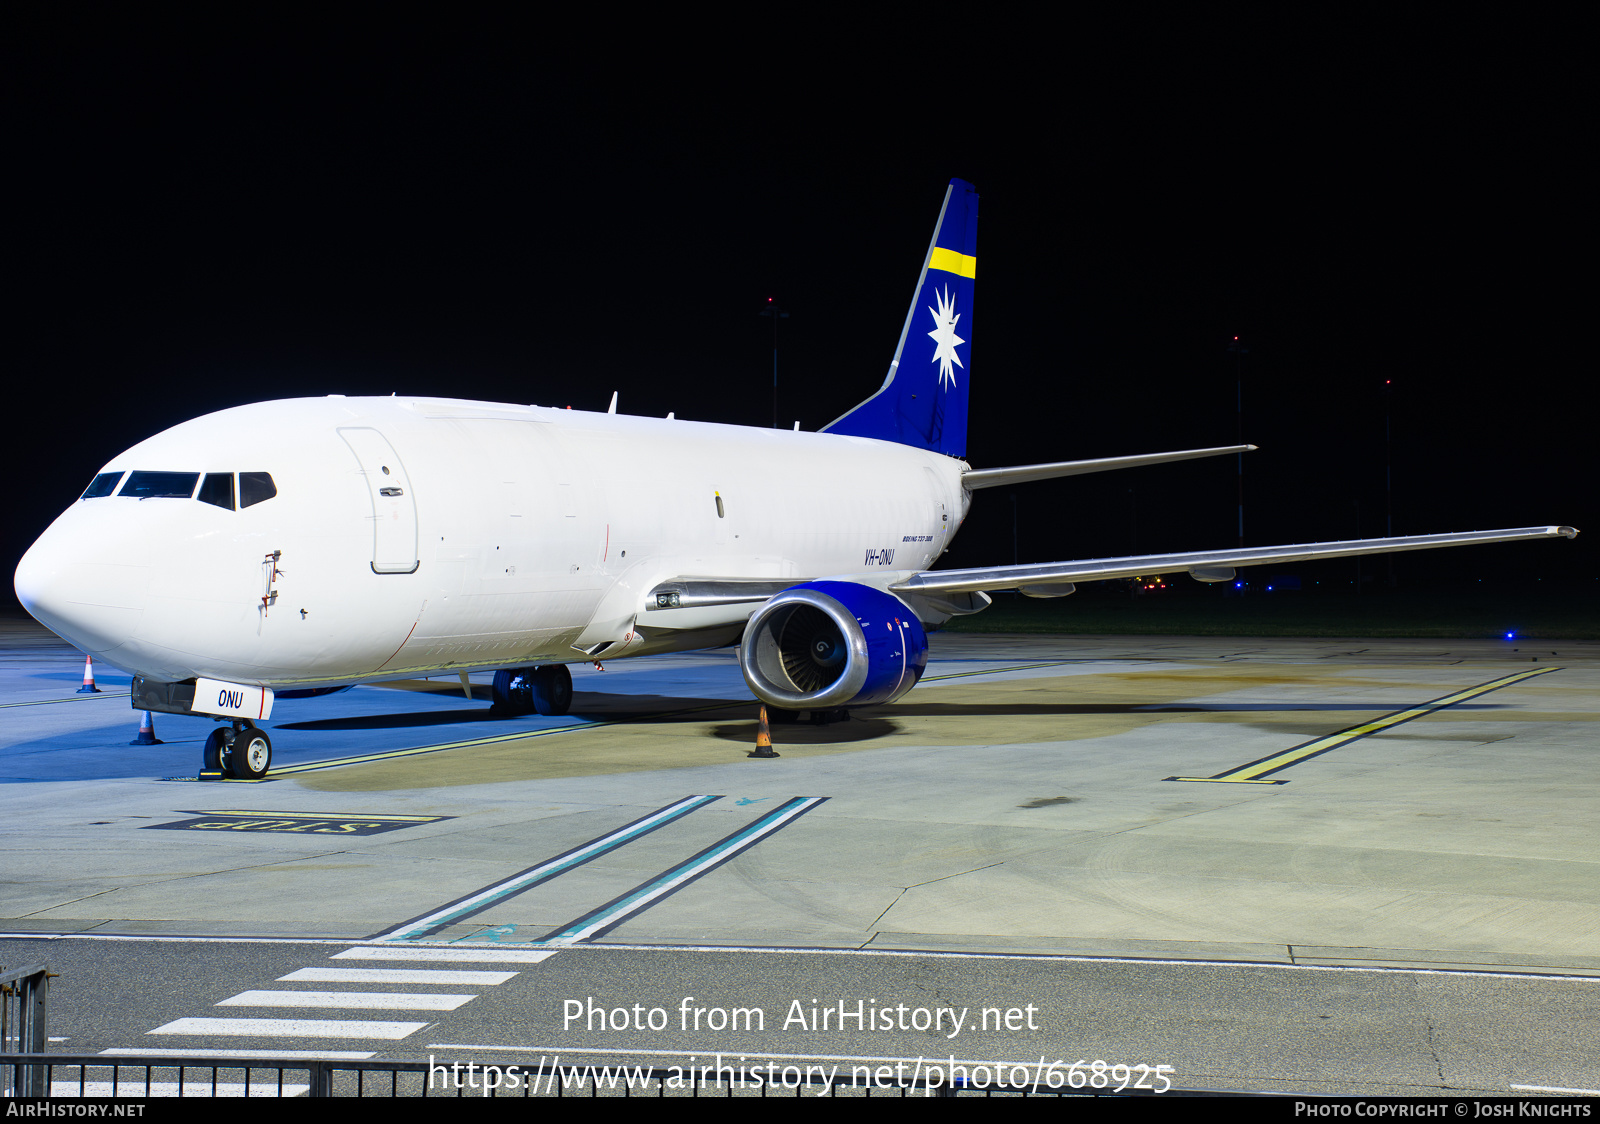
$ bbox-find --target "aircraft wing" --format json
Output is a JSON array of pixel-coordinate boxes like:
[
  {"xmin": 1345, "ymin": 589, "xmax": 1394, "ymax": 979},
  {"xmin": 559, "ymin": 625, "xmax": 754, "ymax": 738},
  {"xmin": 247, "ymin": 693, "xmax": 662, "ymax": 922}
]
[{"xmin": 890, "ymin": 526, "xmax": 1579, "ymax": 596}]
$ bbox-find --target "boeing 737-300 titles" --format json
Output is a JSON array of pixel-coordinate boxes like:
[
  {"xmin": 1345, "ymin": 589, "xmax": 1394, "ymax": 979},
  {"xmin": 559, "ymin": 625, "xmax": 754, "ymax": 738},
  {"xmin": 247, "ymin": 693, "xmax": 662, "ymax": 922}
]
[{"xmin": 13, "ymin": 180, "xmax": 1577, "ymax": 778}]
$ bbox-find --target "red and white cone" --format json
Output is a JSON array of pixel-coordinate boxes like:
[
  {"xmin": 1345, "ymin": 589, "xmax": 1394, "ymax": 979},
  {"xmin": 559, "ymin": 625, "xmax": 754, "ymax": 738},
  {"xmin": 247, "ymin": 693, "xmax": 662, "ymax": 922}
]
[
  {"xmin": 77, "ymin": 654, "xmax": 102, "ymax": 694},
  {"xmin": 130, "ymin": 710, "xmax": 163, "ymax": 745}
]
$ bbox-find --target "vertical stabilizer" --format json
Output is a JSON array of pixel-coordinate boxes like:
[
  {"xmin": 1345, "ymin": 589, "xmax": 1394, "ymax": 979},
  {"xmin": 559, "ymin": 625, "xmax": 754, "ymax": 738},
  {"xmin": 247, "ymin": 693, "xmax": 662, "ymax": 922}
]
[{"xmin": 822, "ymin": 179, "xmax": 978, "ymax": 457}]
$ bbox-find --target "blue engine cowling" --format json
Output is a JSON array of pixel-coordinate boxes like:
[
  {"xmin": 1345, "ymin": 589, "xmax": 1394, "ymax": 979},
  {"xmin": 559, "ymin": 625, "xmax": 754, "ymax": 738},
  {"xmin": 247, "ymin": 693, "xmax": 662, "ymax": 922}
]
[{"xmin": 739, "ymin": 581, "xmax": 928, "ymax": 710}]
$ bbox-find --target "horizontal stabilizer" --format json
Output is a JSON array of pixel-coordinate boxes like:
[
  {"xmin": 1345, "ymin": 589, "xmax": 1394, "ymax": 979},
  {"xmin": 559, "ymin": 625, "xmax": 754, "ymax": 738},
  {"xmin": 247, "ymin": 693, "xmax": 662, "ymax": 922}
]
[
  {"xmin": 892, "ymin": 526, "xmax": 1579, "ymax": 596},
  {"xmin": 963, "ymin": 445, "xmax": 1254, "ymax": 490}
]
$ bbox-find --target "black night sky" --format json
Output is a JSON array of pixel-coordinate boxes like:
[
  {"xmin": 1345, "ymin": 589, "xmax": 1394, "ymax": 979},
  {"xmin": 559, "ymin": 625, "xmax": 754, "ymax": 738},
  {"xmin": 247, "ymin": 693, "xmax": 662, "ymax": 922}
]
[{"xmin": 6, "ymin": 28, "xmax": 1590, "ymax": 607}]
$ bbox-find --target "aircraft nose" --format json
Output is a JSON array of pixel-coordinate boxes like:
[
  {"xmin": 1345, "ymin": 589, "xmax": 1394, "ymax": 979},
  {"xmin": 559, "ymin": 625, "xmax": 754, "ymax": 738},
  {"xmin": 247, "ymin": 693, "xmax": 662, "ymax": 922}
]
[{"xmin": 15, "ymin": 517, "xmax": 148, "ymax": 655}]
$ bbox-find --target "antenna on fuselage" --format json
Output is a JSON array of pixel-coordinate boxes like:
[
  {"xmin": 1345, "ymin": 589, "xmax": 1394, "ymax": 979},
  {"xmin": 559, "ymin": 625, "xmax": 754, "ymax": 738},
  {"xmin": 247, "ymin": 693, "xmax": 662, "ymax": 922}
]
[{"xmin": 607, "ymin": 392, "xmax": 617, "ymax": 414}]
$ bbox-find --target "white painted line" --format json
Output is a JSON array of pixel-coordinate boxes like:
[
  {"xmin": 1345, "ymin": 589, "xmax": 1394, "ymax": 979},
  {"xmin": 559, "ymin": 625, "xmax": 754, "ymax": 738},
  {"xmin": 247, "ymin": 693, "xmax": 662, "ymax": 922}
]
[
  {"xmin": 0, "ymin": 934, "xmax": 373, "ymax": 946},
  {"xmin": 53, "ymin": 1080, "xmax": 308, "ymax": 1098},
  {"xmin": 279, "ymin": 966, "xmax": 516, "ymax": 985},
  {"xmin": 219, "ymin": 990, "xmax": 476, "ymax": 1011},
  {"xmin": 148, "ymin": 1017, "xmax": 426, "ymax": 1040},
  {"xmin": 549, "ymin": 942, "xmax": 1600, "ymax": 982},
  {"xmin": 333, "ymin": 946, "xmax": 556, "ymax": 964},
  {"xmin": 1511, "ymin": 1085, "xmax": 1600, "ymax": 1096},
  {"xmin": 100, "ymin": 1047, "xmax": 375, "ymax": 1059},
  {"xmin": 16, "ymin": 931, "xmax": 1600, "ymax": 983}
]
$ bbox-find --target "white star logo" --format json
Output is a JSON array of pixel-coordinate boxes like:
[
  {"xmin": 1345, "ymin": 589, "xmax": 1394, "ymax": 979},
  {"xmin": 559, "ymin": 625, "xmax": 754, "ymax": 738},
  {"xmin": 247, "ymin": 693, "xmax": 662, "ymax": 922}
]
[{"xmin": 926, "ymin": 284, "xmax": 964, "ymax": 391}]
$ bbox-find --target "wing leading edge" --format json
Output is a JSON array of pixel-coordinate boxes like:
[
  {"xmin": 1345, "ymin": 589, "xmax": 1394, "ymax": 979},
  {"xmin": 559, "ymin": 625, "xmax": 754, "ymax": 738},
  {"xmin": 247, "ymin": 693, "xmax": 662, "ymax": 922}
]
[{"xmin": 892, "ymin": 526, "xmax": 1579, "ymax": 596}]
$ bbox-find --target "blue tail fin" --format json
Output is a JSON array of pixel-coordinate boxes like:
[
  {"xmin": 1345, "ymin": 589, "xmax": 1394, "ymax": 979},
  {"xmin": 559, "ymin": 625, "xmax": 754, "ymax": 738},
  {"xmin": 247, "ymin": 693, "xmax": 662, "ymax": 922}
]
[{"xmin": 822, "ymin": 178, "xmax": 978, "ymax": 458}]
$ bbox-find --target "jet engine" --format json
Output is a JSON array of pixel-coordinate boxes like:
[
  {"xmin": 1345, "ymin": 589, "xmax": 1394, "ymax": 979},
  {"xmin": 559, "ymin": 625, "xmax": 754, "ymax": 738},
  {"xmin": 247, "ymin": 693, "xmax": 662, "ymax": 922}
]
[{"xmin": 739, "ymin": 581, "xmax": 928, "ymax": 712}]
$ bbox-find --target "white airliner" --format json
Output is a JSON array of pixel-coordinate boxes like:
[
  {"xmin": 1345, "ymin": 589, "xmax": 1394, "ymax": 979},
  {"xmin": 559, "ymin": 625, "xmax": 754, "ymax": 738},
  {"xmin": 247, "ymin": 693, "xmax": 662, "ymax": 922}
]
[{"xmin": 13, "ymin": 179, "xmax": 1577, "ymax": 779}]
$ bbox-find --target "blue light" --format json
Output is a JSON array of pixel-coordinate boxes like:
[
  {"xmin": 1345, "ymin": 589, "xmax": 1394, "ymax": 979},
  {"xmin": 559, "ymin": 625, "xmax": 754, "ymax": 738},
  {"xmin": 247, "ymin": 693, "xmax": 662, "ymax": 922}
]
[{"xmin": 1505, "ymin": 631, "xmax": 1516, "ymax": 640}]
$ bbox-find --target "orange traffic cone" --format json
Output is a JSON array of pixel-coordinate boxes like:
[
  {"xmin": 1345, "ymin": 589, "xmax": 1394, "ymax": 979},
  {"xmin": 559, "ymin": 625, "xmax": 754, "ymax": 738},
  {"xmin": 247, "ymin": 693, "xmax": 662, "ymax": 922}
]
[
  {"xmin": 130, "ymin": 710, "xmax": 163, "ymax": 745},
  {"xmin": 76, "ymin": 654, "xmax": 101, "ymax": 694},
  {"xmin": 748, "ymin": 704, "xmax": 779, "ymax": 758}
]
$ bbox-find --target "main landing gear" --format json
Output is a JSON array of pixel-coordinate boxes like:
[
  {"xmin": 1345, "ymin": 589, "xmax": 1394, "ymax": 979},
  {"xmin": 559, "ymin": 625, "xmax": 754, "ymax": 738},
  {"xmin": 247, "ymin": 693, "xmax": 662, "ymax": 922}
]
[
  {"xmin": 204, "ymin": 720, "xmax": 273, "ymax": 780},
  {"xmin": 491, "ymin": 664, "xmax": 573, "ymax": 717}
]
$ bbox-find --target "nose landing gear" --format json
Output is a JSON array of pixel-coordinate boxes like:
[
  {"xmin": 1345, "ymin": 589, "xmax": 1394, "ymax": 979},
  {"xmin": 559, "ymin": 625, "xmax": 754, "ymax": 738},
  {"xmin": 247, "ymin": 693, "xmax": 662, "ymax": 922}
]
[{"xmin": 203, "ymin": 720, "xmax": 273, "ymax": 780}]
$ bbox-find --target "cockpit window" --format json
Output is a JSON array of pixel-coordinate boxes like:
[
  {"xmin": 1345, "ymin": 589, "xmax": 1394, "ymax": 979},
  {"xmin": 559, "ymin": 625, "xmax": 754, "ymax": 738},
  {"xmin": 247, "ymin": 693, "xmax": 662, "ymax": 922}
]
[
  {"xmin": 198, "ymin": 473, "xmax": 235, "ymax": 511},
  {"xmin": 81, "ymin": 472, "xmax": 124, "ymax": 499},
  {"xmin": 240, "ymin": 472, "xmax": 277, "ymax": 508},
  {"xmin": 118, "ymin": 471, "xmax": 200, "ymax": 499}
]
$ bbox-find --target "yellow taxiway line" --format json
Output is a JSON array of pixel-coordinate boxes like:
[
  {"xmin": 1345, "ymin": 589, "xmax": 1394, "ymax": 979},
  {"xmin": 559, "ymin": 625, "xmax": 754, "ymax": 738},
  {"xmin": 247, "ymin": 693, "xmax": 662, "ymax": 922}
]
[
  {"xmin": 1165, "ymin": 665, "xmax": 1561, "ymax": 784},
  {"xmin": 259, "ymin": 662, "xmax": 1087, "ymax": 778}
]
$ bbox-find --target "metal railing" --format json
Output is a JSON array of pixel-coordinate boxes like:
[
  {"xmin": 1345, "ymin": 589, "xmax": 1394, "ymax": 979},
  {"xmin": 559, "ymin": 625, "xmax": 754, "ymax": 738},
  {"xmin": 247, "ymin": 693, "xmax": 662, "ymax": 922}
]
[
  {"xmin": 1, "ymin": 963, "xmax": 51, "ymax": 1097},
  {"xmin": 0, "ymin": 1052, "xmax": 1258, "ymax": 1097}
]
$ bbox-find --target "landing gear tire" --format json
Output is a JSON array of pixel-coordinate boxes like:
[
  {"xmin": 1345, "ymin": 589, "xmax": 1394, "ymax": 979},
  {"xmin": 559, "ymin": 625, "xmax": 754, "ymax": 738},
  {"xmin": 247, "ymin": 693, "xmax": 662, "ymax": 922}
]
[
  {"xmin": 766, "ymin": 707, "xmax": 802, "ymax": 724},
  {"xmin": 227, "ymin": 724, "xmax": 272, "ymax": 780},
  {"xmin": 492, "ymin": 665, "xmax": 572, "ymax": 716},
  {"xmin": 203, "ymin": 727, "xmax": 229, "ymax": 770},
  {"xmin": 491, "ymin": 668, "xmax": 521, "ymax": 714},
  {"xmin": 528, "ymin": 664, "xmax": 572, "ymax": 716}
]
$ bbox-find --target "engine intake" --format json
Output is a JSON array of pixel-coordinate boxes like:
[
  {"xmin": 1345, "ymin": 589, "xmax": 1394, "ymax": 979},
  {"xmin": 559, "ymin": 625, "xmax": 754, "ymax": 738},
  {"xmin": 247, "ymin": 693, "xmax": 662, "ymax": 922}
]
[{"xmin": 740, "ymin": 581, "xmax": 928, "ymax": 710}]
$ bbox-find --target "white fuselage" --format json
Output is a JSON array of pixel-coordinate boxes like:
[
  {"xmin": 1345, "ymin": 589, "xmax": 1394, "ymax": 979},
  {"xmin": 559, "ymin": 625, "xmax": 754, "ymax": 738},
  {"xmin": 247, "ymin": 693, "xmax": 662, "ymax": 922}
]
[{"xmin": 16, "ymin": 396, "xmax": 970, "ymax": 688}]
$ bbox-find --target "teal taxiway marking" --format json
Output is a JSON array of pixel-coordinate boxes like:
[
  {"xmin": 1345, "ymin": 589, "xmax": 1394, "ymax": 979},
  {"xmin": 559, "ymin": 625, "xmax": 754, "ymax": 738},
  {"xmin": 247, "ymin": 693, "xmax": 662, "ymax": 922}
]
[
  {"xmin": 377, "ymin": 795, "xmax": 724, "ymax": 941},
  {"xmin": 536, "ymin": 796, "xmax": 828, "ymax": 946}
]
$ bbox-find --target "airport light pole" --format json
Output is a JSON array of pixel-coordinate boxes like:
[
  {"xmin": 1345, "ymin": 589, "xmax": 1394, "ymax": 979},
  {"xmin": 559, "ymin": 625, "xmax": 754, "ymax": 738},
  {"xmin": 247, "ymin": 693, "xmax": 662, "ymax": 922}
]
[
  {"xmin": 1011, "ymin": 492, "xmax": 1019, "ymax": 598},
  {"xmin": 760, "ymin": 299, "xmax": 789, "ymax": 428},
  {"xmin": 1128, "ymin": 486, "xmax": 1138, "ymax": 556},
  {"xmin": 1229, "ymin": 336, "xmax": 1248, "ymax": 547},
  {"xmin": 1011, "ymin": 492, "xmax": 1019, "ymax": 565},
  {"xmin": 1353, "ymin": 499, "xmax": 1362, "ymax": 595},
  {"xmin": 1385, "ymin": 378, "xmax": 1396, "ymax": 587}
]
